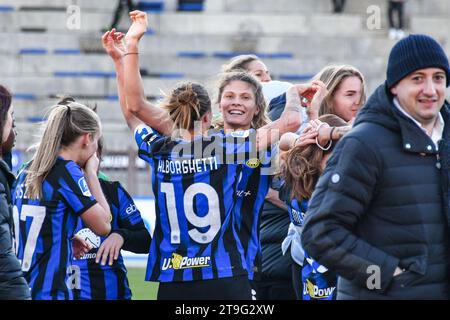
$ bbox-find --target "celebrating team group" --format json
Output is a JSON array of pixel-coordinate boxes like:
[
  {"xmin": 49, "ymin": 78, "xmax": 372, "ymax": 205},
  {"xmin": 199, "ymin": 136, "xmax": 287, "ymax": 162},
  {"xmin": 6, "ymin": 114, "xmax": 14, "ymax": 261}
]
[{"xmin": 1, "ymin": 10, "xmax": 450, "ymax": 300}]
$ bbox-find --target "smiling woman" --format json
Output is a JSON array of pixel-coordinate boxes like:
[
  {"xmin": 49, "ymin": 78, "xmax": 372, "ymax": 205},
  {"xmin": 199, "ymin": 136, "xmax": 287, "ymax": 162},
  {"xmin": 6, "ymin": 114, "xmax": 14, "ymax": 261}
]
[
  {"xmin": 217, "ymin": 72, "xmax": 269, "ymax": 131},
  {"xmin": 103, "ymin": 10, "xmax": 306, "ymax": 300},
  {"xmin": 219, "ymin": 77, "xmax": 268, "ymax": 130},
  {"xmin": 314, "ymin": 65, "xmax": 366, "ymax": 123}
]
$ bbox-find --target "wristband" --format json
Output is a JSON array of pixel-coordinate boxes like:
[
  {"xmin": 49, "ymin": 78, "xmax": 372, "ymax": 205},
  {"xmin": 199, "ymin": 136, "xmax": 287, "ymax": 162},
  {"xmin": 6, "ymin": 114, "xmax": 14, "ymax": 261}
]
[{"xmin": 329, "ymin": 127, "xmax": 336, "ymax": 141}]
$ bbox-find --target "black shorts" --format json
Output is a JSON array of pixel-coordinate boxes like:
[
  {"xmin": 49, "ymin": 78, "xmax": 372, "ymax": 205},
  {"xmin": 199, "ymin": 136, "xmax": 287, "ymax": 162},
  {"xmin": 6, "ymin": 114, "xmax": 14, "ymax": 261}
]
[
  {"xmin": 291, "ymin": 262, "xmax": 303, "ymax": 300},
  {"xmin": 157, "ymin": 275, "xmax": 252, "ymax": 300}
]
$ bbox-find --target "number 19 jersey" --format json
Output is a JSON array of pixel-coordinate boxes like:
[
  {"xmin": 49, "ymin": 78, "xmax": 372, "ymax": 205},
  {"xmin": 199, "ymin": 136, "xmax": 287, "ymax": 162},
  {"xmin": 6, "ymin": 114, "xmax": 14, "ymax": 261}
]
[{"xmin": 135, "ymin": 124, "xmax": 249, "ymax": 282}]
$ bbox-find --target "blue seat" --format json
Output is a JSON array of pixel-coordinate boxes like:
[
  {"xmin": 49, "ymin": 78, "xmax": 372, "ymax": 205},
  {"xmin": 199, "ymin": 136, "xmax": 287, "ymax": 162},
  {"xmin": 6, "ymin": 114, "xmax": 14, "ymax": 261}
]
[
  {"xmin": 258, "ymin": 52, "xmax": 294, "ymax": 59},
  {"xmin": 177, "ymin": 51, "xmax": 207, "ymax": 58},
  {"xmin": 54, "ymin": 71, "xmax": 115, "ymax": 78},
  {"xmin": 213, "ymin": 51, "xmax": 294, "ymax": 59},
  {"xmin": 278, "ymin": 74, "xmax": 314, "ymax": 81},
  {"xmin": 137, "ymin": 1, "xmax": 164, "ymax": 13},
  {"xmin": 213, "ymin": 51, "xmax": 253, "ymax": 59},
  {"xmin": 13, "ymin": 93, "xmax": 37, "ymax": 100},
  {"xmin": 178, "ymin": 3, "xmax": 204, "ymax": 11},
  {"xmin": 27, "ymin": 116, "xmax": 45, "ymax": 123},
  {"xmin": 0, "ymin": 5, "xmax": 14, "ymax": 12},
  {"xmin": 54, "ymin": 49, "xmax": 81, "ymax": 55},
  {"xmin": 19, "ymin": 48, "xmax": 48, "ymax": 55},
  {"xmin": 155, "ymin": 72, "xmax": 185, "ymax": 79},
  {"xmin": 106, "ymin": 95, "xmax": 119, "ymax": 101}
]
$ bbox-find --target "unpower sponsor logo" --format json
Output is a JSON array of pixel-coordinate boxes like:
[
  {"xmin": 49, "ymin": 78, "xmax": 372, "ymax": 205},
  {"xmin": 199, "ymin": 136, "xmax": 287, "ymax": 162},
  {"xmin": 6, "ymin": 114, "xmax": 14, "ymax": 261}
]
[
  {"xmin": 162, "ymin": 253, "xmax": 211, "ymax": 271},
  {"xmin": 304, "ymin": 279, "xmax": 336, "ymax": 299},
  {"xmin": 246, "ymin": 158, "xmax": 260, "ymax": 168}
]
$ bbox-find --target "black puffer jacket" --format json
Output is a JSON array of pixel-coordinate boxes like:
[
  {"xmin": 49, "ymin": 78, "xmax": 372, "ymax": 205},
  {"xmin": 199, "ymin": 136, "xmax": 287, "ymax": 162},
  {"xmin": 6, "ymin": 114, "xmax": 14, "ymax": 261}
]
[
  {"xmin": 302, "ymin": 83, "xmax": 450, "ymax": 299},
  {"xmin": 258, "ymin": 96, "xmax": 294, "ymax": 283},
  {"xmin": 0, "ymin": 159, "xmax": 30, "ymax": 299},
  {"xmin": 259, "ymin": 200, "xmax": 293, "ymax": 282}
]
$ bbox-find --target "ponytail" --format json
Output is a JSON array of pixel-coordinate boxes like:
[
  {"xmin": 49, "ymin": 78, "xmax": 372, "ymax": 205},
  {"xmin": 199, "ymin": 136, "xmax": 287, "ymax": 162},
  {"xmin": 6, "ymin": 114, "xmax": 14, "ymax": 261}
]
[
  {"xmin": 25, "ymin": 102, "xmax": 100, "ymax": 199},
  {"xmin": 162, "ymin": 82, "xmax": 211, "ymax": 131}
]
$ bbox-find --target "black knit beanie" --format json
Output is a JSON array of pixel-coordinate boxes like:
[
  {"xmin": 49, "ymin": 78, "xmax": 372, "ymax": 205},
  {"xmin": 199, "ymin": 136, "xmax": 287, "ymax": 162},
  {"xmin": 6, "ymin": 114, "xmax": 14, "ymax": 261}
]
[{"xmin": 386, "ymin": 34, "xmax": 450, "ymax": 88}]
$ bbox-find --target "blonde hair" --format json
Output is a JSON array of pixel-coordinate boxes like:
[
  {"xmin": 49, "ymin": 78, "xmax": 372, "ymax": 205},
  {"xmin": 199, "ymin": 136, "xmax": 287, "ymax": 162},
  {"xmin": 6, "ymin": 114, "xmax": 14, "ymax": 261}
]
[
  {"xmin": 25, "ymin": 101, "xmax": 101, "ymax": 199},
  {"xmin": 161, "ymin": 82, "xmax": 211, "ymax": 131},
  {"xmin": 215, "ymin": 71, "xmax": 270, "ymax": 130},
  {"xmin": 314, "ymin": 65, "xmax": 366, "ymax": 117}
]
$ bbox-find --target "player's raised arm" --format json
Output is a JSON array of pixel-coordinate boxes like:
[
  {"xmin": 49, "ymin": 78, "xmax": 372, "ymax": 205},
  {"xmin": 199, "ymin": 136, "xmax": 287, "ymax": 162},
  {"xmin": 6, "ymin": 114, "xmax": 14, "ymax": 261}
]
[
  {"xmin": 102, "ymin": 28, "xmax": 141, "ymax": 132},
  {"xmin": 256, "ymin": 84, "xmax": 316, "ymax": 150},
  {"xmin": 123, "ymin": 10, "xmax": 173, "ymax": 135}
]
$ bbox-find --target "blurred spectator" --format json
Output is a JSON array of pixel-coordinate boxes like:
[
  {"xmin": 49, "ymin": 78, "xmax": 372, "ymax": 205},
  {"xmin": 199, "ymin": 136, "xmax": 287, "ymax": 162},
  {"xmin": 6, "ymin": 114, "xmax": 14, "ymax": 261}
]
[
  {"xmin": 332, "ymin": 0, "xmax": 346, "ymax": 13},
  {"xmin": 388, "ymin": 0, "xmax": 406, "ymax": 40},
  {"xmin": 222, "ymin": 54, "xmax": 272, "ymax": 83},
  {"xmin": 0, "ymin": 84, "xmax": 30, "ymax": 300},
  {"xmin": 110, "ymin": 0, "xmax": 136, "ymax": 30}
]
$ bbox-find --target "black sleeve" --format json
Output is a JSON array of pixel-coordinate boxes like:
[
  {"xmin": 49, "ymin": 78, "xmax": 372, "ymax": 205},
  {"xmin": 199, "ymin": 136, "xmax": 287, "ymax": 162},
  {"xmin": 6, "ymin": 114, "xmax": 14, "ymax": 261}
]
[
  {"xmin": 110, "ymin": 181, "xmax": 151, "ymax": 254},
  {"xmin": 112, "ymin": 223, "xmax": 151, "ymax": 254},
  {"xmin": 0, "ymin": 183, "xmax": 13, "ymax": 255},
  {"xmin": 301, "ymin": 136, "xmax": 399, "ymax": 292}
]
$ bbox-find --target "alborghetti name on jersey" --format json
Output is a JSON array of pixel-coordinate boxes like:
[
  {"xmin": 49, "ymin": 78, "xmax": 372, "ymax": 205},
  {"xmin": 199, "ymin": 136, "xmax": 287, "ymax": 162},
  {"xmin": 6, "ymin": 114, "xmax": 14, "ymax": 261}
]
[{"xmin": 157, "ymin": 156, "xmax": 218, "ymax": 174}]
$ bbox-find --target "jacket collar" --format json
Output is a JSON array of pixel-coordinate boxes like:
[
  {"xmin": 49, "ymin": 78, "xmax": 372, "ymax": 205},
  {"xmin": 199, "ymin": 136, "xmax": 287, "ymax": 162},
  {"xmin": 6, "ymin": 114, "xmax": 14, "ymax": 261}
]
[
  {"xmin": 395, "ymin": 99, "xmax": 450, "ymax": 155},
  {"xmin": 354, "ymin": 82, "xmax": 450, "ymax": 154},
  {"xmin": 0, "ymin": 159, "xmax": 15, "ymax": 188}
]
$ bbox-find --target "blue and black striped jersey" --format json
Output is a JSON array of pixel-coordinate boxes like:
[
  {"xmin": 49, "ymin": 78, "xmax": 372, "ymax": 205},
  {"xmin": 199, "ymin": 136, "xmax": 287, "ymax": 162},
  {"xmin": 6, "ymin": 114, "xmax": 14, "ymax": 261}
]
[
  {"xmin": 281, "ymin": 193, "xmax": 337, "ymax": 300},
  {"xmin": 233, "ymin": 131, "xmax": 274, "ymax": 279},
  {"xmin": 135, "ymin": 124, "xmax": 250, "ymax": 282},
  {"xmin": 13, "ymin": 157, "xmax": 97, "ymax": 300},
  {"xmin": 287, "ymin": 198, "xmax": 308, "ymax": 227},
  {"xmin": 71, "ymin": 180, "xmax": 147, "ymax": 300}
]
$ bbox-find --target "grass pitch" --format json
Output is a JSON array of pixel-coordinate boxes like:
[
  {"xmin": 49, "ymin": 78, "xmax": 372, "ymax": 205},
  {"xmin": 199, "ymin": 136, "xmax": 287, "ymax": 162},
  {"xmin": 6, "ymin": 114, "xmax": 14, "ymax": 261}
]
[{"xmin": 127, "ymin": 267, "xmax": 158, "ymax": 300}]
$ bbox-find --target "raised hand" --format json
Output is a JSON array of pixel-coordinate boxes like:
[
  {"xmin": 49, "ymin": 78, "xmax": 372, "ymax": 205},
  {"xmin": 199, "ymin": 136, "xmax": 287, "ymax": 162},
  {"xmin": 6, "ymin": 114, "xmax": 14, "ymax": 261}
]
[
  {"xmin": 102, "ymin": 28, "xmax": 126, "ymax": 61},
  {"xmin": 307, "ymin": 119, "xmax": 333, "ymax": 148},
  {"xmin": 84, "ymin": 153, "xmax": 100, "ymax": 174},
  {"xmin": 292, "ymin": 83, "xmax": 318, "ymax": 101},
  {"xmin": 296, "ymin": 129, "xmax": 319, "ymax": 148},
  {"xmin": 125, "ymin": 10, "xmax": 148, "ymax": 43},
  {"xmin": 307, "ymin": 80, "xmax": 328, "ymax": 119}
]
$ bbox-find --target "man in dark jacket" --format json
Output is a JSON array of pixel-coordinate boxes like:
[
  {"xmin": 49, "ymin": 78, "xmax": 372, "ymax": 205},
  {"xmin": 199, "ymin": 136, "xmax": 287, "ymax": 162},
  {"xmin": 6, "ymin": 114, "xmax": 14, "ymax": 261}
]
[{"xmin": 301, "ymin": 34, "xmax": 450, "ymax": 299}]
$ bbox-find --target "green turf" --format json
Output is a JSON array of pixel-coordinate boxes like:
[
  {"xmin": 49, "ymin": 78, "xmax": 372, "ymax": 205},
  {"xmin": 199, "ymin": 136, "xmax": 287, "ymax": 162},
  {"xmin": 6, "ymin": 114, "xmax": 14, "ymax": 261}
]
[{"xmin": 127, "ymin": 267, "xmax": 158, "ymax": 300}]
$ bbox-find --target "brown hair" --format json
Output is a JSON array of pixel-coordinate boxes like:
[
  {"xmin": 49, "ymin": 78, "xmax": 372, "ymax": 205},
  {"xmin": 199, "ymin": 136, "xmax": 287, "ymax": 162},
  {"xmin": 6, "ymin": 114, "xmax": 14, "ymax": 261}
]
[
  {"xmin": 314, "ymin": 65, "xmax": 366, "ymax": 117},
  {"xmin": 221, "ymin": 54, "xmax": 261, "ymax": 73},
  {"xmin": 161, "ymin": 82, "xmax": 211, "ymax": 131},
  {"xmin": 0, "ymin": 85, "xmax": 13, "ymax": 156},
  {"xmin": 215, "ymin": 71, "xmax": 270, "ymax": 129},
  {"xmin": 282, "ymin": 114, "xmax": 347, "ymax": 200}
]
